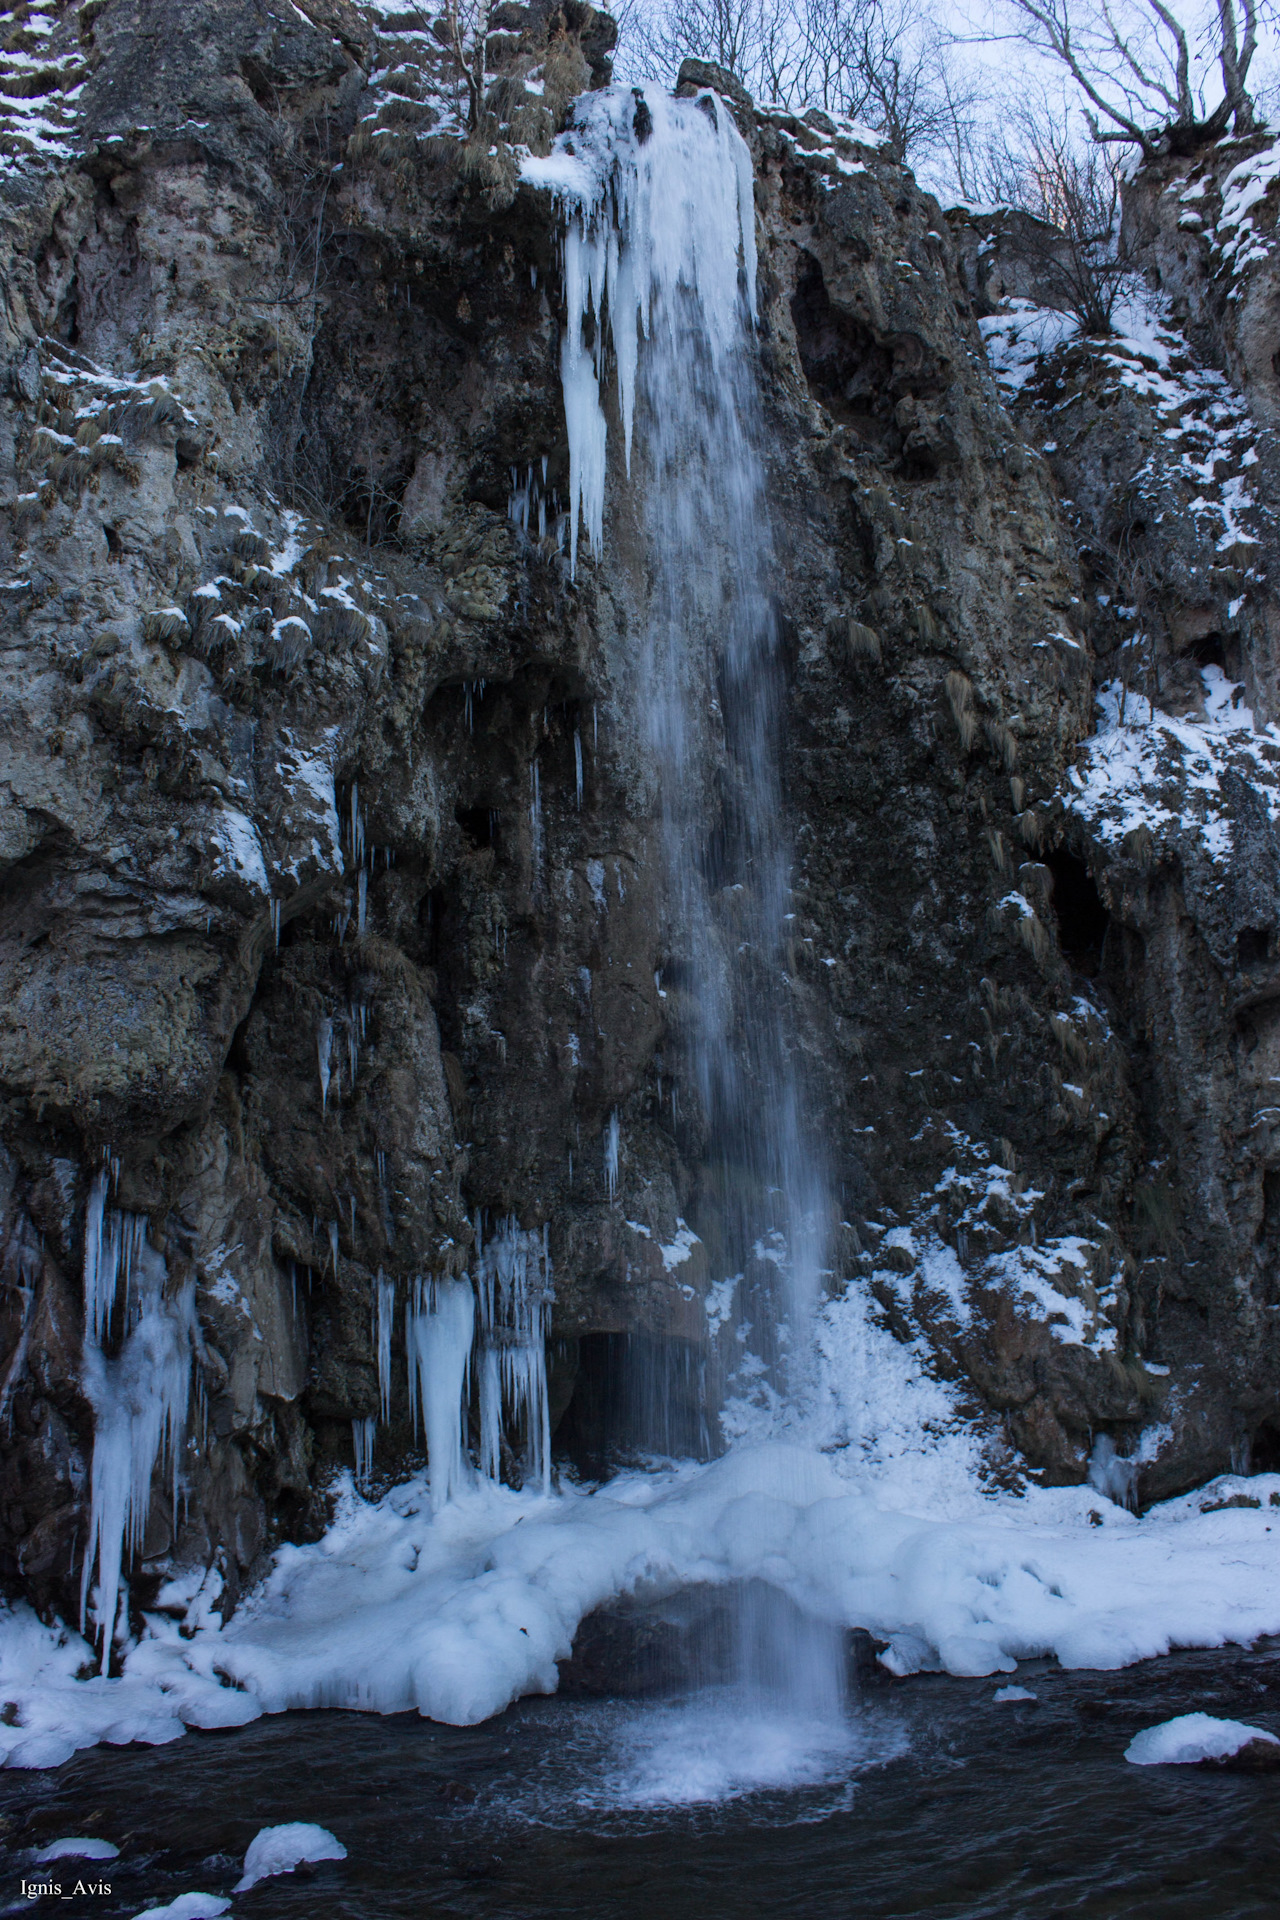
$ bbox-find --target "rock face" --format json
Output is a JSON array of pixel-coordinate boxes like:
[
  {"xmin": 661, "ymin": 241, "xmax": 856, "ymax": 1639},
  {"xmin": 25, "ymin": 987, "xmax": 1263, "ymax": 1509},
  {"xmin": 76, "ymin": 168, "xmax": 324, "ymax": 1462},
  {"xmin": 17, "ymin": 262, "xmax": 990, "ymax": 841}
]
[{"xmin": 0, "ymin": 0, "xmax": 1277, "ymax": 1638}]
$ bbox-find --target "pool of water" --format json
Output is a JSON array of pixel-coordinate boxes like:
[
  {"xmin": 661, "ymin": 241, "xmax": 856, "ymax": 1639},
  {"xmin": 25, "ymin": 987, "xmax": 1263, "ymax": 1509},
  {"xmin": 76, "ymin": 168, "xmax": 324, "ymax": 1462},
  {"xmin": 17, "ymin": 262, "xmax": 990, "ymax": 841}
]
[{"xmin": 2, "ymin": 1643, "xmax": 1278, "ymax": 1919}]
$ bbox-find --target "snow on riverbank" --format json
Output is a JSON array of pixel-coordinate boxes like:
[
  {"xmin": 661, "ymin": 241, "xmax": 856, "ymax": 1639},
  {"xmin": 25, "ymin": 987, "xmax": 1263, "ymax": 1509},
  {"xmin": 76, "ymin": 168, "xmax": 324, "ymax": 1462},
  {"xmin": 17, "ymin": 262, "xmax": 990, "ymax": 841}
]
[{"xmin": 3, "ymin": 1451, "xmax": 1280, "ymax": 1769}]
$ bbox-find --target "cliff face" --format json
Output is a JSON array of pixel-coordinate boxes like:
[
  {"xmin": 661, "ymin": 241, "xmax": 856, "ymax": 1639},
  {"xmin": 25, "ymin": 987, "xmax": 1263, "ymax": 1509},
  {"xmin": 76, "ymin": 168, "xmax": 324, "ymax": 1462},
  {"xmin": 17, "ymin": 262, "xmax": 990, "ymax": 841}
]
[{"xmin": 0, "ymin": 0, "xmax": 1277, "ymax": 1639}]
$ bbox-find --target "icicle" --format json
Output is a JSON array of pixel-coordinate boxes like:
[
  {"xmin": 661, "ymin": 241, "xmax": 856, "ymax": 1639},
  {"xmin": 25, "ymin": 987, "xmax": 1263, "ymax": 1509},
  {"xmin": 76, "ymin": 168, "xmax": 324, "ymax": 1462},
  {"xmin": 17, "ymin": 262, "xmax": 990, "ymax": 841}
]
[
  {"xmin": 574, "ymin": 729, "xmax": 583, "ymax": 809},
  {"xmin": 406, "ymin": 1278, "xmax": 475, "ymax": 1512},
  {"xmin": 530, "ymin": 759, "xmax": 543, "ymax": 883},
  {"xmin": 357, "ymin": 869, "xmax": 367, "ymax": 937},
  {"xmin": 353, "ymin": 1415, "xmax": 375, "ymax": 1488},
  {"xmin": 376, "ymin": 1271, "xmax": 395, "ymax": 1422},
  {"xmin": 317, "ymin": 1018, "xmax": 333, "ymax": 1112},
  {"xmin": 329, "ymin": 1219, "xmax": 340, "ymax": 1275},
  {"xmin": 475, "ymin": 1218, "xmax": 554, "ymax": 1494},
  {"xmin": 270, "ymin": 898, "xmax": 281, "ymax": 948},
  {"xmin": 345, "ymin": 1008, "xmax": 359, "ymax": 1093},
  {"xmin": 349, "ymin": 781, "xmax": 365, "ymax": 867},
  {"xmin": 604, "ymin": 1110, "xmax": 620, "ymax": 1201}
]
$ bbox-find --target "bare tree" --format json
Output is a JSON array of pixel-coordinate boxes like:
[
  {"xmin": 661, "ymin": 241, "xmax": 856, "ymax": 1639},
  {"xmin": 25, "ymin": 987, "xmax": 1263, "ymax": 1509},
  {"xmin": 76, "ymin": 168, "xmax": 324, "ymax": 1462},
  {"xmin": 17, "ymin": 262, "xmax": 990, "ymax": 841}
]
[
  {"xmin": 619, "ymin": 0, "xmax": 978, "ymax": 172},
  {"xmin": 979, "ymin": 97, "xmax": 1132, "ymax": 331},
  {"xmin": 993, "ymin": 0, "xmax": 1266, "ymax": 157}
]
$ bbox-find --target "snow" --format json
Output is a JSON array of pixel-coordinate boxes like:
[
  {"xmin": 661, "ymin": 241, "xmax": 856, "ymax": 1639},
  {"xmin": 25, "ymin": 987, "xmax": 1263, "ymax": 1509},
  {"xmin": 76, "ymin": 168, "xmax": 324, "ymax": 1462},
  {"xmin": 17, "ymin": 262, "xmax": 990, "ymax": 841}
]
[
  {"xmin": 1125, "ymin": 1712, "xmax": 1278, "ymax": 1766},
  {"xmin": 234, "ymin": 1822, "xmax": 347, "ymax": 1890},
  {"xmin": 659, "ymin": 1220, "xmax": 700, "ymax": 1272},
  {"xmin": 1216, "ymin": 137, "xmax": 1280, "ymax": 277},
  {"xmin": 129, "ymin": 1898, "xmax": 230, "ymax": 1920},
  {"xmin": 5, "ymin": 1432, "xmax": 1280, "ymax": 1767},
  {"xmin": 1070, "ymin": 671, "xmax": 1280, "ymax": 861},
  {"xmin": 208, "ymin": 807, "xmax": 269, "ymax": 894},
  {"xmin": 33, "ymin": 1838, "xmax": 120, "ymax": 1861},
  {"xmin": 979, "ymin": 300, "xmax": 1076, "ymax": 392},
  {"xmin": 993, "ymin": 1685, "xmax": 1036, "ymax": 1702}
]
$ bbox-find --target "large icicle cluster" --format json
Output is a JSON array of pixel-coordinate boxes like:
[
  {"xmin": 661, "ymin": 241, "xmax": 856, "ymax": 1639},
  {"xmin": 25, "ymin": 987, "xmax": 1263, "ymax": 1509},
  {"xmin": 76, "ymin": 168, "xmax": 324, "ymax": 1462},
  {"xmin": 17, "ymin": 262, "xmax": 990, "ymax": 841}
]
[
  {"xmin": 475, "ymin": 1219, "xmax": 554, "ymax": 1494},
  {"xmin": 522, "ymin": 84, "xmax": 758, "ymax": 574},
  {"xmin": 79, "ymin": 1174, "xmax": 195, "ymax": 1673}
]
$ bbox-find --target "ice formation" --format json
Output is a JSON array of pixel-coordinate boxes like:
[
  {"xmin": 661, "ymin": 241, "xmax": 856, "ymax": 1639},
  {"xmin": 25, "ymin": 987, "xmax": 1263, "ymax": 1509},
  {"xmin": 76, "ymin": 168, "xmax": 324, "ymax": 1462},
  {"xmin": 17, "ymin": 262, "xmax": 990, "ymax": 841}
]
[
  {"xmin": 475, "ymin": 1218, "xmax": 554, "ymax": 1493},
  {"xmin": 522, "ymin": 83, "xmax": 757, "ymax": 575},
  {"xmin": 33, "ymin": 1838, "xmax": 119, "ymax": 1862},
  {"xmin": 13, "ymin": 84, "xmax": 1280, "ymax": 1784},
  {"xmin": 405, "ymin": 1278, "xmax": 474, "ymax": 1513},
  {"xmin": 130, "ymin": 1898, "xmax": 231, "ymax": 1920},
  {"xmin": 79, "ymin": 1174, "xmax": 195, "ymax": 1673}
]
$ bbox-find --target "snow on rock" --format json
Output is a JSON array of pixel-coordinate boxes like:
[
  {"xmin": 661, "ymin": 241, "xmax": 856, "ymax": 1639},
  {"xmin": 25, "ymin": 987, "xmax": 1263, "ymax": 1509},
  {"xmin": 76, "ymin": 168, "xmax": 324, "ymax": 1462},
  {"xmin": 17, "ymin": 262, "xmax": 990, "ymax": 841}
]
[
  {"xmin": 978, "ymin": 299, "xmax": 1077, "ymax": 392},
  {"xmin": 128, "ymin": 1896, "xmax": 230, "ymax": 1920},
  {"xmin": 234, "ymin": 1823, "xmax": 347, "ymax": 1891},
  {"xmin": 1125, "ymin": 1712, "xmax": 1279, "ymax": 1766},
  {"xmin": 1215, "ymin": 137, "xmax": 1280, "ymax": 281},
  {"xmin": 993, "ymin": 1685, "xmax": 1036, "ymax": 1702},
  {"xmin": 1068, "ymin": 673, "xmax": 1280, "ymax": 864},
  {"xmin": 33, "ymin": 1837, "xmax": 120, "ymax": 1862},
  {"xmin": 207, "ymin": 807, "xmax": 270, "ymax": 895},
  {"xmin": 659, "ymin": 1220, "xmax": 700, "ymax": 1272}
]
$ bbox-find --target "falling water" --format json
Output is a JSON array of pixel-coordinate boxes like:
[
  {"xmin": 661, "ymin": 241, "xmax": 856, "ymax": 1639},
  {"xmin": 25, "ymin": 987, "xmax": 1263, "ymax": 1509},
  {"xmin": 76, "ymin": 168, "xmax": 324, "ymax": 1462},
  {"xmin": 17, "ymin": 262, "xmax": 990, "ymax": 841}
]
[{"xmin": 549, "ymin": 83, "xmax": 843, "ymax": 1735}]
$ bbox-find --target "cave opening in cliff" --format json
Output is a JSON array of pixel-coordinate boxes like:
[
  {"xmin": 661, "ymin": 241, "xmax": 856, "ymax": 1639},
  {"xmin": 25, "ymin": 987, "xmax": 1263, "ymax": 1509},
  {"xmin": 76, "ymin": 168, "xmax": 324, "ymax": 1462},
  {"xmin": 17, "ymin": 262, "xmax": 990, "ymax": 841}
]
[
  {"xmin": 553, "ymin": 1331, "xmax": 713, "ymax": 1476},
  {"xmin": 1044, "ymin": 846, "xmax": 1109, "ymax": 973},
  {"xmin": 1251, "ymin": 1420, "xmax": 1280, "ymax": 1473},
  {"xmin": 455, "ymin": 804, "xmax": 499, "ymax": 850}
]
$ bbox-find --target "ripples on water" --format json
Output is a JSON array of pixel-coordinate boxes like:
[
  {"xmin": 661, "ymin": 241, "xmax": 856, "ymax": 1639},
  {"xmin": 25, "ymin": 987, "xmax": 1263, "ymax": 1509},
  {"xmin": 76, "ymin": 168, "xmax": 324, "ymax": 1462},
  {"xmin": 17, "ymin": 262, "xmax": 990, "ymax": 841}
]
[{"xmin": 2, "ymin": 1644, "xmax": 1279, "ymax": 1919}]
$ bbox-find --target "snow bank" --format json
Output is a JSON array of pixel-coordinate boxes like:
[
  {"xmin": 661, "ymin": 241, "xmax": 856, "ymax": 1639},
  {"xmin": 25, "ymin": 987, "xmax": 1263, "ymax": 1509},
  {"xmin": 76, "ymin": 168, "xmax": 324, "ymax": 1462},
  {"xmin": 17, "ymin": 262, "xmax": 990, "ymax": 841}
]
[
  {"xmin": 234, "ymin": 1823, "xmax": 347, "ymax": 1891},
  {"xmin": 3, "ymin": 1453, "xmax": 1280, "ymax": 1768},
  {"xmin": 1125, "ymin": 1712, "xmax": 1278, "ymax": 1766},
  {"xmin": 33, "ymin": 1837, "xmax": 119, "ymax": 1862},
  {"xmin": 129, "ymin": 1897, "xmax": 230, "ymax": 1920}
]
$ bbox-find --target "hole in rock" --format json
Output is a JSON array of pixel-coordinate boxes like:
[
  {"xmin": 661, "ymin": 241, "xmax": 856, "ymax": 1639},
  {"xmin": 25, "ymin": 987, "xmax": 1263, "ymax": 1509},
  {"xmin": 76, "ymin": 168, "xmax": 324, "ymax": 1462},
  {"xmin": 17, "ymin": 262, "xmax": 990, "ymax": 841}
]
[
  {"xmin": 1238, "ymin": 927, "xmax": 1271, "ymax": 972},
  {"xmin": 555, "ymin": 1331, "xmax": 713, "ymax": 1477},
  {"xmin": 789, "ymin": 252, "xmax": 893, "ymax": 441},
  {"xmin": 1044, "ymin": 847, "xmax": 1108, "ymax": 973},
  {"xmin": 557, "ymin": 1579, "xmax": 850, "ymax": 1706},
  {"xmin": 455, "ymin": 804, "xmax": 498, "ymax": 850},
  {"xmin": 1191, "ymin": 631, "xmax": 1226, "ymax": 671},
  {"xmin": 1251, "ymin": 1419, "xmax": 1280, "ymax": 1473}
]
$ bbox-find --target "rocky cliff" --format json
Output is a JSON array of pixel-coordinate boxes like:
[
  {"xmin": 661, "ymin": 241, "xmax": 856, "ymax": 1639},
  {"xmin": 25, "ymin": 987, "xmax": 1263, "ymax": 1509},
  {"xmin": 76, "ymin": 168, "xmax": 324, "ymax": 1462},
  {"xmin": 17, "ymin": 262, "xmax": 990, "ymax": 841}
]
[{"xmin": 0, "ymin": 0, "xmax": 1277, "ymax": 1647}]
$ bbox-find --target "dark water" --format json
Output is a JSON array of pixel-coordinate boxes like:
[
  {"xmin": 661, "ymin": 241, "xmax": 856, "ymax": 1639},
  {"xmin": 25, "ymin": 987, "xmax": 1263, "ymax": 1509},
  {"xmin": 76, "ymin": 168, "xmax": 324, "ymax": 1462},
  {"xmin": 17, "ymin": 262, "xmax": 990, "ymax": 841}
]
[{"xmin": 2, "ymin": 1645, "xmax": 1279, "ymax": 1920}]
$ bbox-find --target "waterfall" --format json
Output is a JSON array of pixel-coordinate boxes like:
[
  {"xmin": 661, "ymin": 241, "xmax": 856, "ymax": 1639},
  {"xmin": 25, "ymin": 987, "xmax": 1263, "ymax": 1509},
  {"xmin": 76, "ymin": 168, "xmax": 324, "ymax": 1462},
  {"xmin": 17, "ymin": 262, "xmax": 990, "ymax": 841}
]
[
  {"xmin": 551, "ymin": 83, "xmax": 827, "ymax": 1412},
  {"xmin": 541, "ymin": 84, "xmax": 843, "ymax": 1723}
]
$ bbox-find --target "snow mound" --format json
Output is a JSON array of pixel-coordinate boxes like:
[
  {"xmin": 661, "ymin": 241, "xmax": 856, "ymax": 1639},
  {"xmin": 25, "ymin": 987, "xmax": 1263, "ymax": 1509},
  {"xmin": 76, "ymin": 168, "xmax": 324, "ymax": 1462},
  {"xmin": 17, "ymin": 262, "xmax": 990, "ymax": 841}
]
[
  {"xmin": 993, "ymin": 1685, "xmax": 1037, "ymax": 1703},
  {"xmin": 33, "ymin": 1837, "xmax": 120, "ymax": 1861},
  {"xmin": 234, "ymin": 1822, "xmax": 347, "ymax": 1891},
  {"xmin": 1125, "ymin": 1712, "xmax": 1278, "ymax": 1766},
  {"xmin": 129, "ymin": 1897, "xmax": 230, "ymax": 1920}
]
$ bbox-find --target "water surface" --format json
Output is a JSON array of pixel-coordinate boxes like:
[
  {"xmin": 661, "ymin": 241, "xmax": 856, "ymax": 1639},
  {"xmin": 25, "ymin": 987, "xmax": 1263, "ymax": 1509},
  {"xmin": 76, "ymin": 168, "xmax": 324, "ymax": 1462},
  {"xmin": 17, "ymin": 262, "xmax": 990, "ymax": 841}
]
[{"xmin": 2, "ymin": 1645, "xmax": 1278, "ymax": 1919}]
